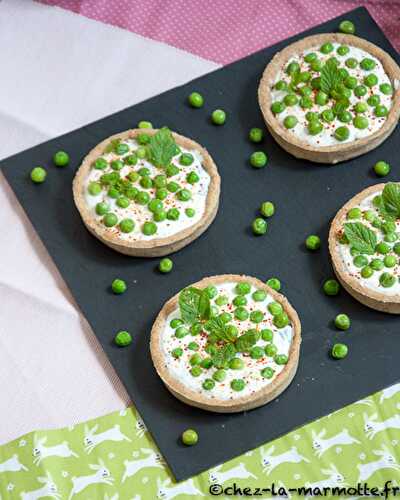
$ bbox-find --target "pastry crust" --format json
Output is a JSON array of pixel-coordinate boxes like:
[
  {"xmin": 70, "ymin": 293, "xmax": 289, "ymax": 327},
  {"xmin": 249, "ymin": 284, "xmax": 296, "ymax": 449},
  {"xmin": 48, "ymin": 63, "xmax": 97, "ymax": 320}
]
[
  {"xmin": 329, "ymin": 183, "xmax": 400, "ymax": 313},
  {"xmin": 150, "ymin": 274, "xmax": 302, "ymax": 413},
  {"xmin": 258, "ymin": 33, "xmax": 400, "ymax": 164},
  {"xmin": 73, "ymin": 129, "xmax": 220, "ymax": 257}
]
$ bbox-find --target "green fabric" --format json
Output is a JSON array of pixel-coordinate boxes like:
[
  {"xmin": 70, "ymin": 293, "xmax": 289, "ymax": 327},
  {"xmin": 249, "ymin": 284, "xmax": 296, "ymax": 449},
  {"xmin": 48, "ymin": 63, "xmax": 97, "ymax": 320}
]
[{"xmin": 1, "ymin": 384, "xmax": 400, "ymax": 499}]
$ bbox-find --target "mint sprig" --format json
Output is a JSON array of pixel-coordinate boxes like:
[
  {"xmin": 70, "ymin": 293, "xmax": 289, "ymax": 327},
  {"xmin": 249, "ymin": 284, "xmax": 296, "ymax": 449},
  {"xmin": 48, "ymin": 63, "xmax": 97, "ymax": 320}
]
[
  {"xmin": 205, "ymin": 317, "xmax": 237, "ymax": 343},
  {"xmin": 179, "ymin": 287, "xmax": 210, "ymax": 325},
  {"xmin": 320, "ymin": 60, "xmax": 344, "ymax": 96},
  {"xmin": 148, "ymin": 127, "xmax": 177, "ymax": 168},
  {"xmin": 344, "ymin": 222, "xmax": 377, "ymax": 255}
]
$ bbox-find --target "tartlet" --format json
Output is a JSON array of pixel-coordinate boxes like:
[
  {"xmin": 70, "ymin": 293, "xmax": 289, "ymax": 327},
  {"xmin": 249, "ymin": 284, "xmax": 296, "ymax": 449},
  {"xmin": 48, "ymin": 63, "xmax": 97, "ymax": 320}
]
[
  {"xmin": 329, "ymin": 183, "xmax": 400, "ymax": 313},
  {"xmin": 150, "ymin": 275, "xmax": 301, "ymax": 413},
  {"xmin": 258, "ymin": 33, "xmax": 400, "ymax": 164},
  {"xmin": 73, "ymin": 128, "xmax": 220, "ymax": 257}
]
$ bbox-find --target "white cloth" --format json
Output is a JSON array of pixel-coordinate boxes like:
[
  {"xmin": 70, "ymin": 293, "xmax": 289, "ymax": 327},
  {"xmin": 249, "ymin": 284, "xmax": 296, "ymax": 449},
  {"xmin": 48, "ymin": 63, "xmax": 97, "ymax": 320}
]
[{"xmin": 0, "ymin": 0, "xmax": 218, "ymax": 444}]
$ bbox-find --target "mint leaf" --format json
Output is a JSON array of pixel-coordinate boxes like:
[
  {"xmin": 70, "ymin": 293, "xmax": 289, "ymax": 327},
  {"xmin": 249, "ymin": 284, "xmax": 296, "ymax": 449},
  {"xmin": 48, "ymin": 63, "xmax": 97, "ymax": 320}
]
[
  {"xmin": 205, "ymin": 317, "xmax": 237, "ymax": 343},
  {"xmin": 179, "ymin": 287, "xmax": 210, "ymax": 325},
  {"xmin": 382, "ymin": 183, "xmax": 400, "ymax": 219},
  {"xmin": 148, "ymin": 127, "xmax": 176, "ymax": 168},
  {"xmin": 344, "ymin": 222, "xmax": 377, "ymax": 255},
  {"xmin": 235, "ymin": 329, "xmax": 261, "ymax": 353},
  {"xmin": 211, "ymin": 343, "xmax": 236, "ymax": 369},
  {"xmin": 320, "ymin": 60, "xmax": 343, "ymax": 96}
]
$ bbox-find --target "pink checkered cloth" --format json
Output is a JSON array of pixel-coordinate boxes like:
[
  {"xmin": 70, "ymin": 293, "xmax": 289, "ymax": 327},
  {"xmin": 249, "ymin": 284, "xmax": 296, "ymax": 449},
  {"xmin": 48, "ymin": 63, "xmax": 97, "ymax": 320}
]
[{"xmin": 38, "ymin": 0, "xmax": 399, "ymax": 64}]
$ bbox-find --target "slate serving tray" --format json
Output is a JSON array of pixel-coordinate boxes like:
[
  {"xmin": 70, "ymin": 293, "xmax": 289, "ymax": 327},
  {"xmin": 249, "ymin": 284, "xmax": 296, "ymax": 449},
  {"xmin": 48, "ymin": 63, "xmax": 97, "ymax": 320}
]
[{"xmin": 2, "ymin": 7, "xmax": 400, "ymax": 481}]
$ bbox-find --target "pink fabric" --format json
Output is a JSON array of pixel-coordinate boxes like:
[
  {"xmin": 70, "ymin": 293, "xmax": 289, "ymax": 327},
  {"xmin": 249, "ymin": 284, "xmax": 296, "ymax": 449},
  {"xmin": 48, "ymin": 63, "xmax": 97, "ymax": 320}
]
[{"xmin": 37, "ymin": 0, "xmax": 399, "ymax": 64}]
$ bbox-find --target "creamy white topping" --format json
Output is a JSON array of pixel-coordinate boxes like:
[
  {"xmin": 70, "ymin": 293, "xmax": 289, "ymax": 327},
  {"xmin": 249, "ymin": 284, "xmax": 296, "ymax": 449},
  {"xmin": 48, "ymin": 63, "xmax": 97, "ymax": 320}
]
[
  {"xmin": 84, "ymin": 138, "xmax": 210, "ymax": 240},
  {"xmin": 337, "ymin": 191, "xmax": 400, "ymax": 295},
  {"xmin": 161, "ymin": 282, "xmax": 294, "ymax": 401},
  {"xmin": 271, "ymin": 43, "xmax": 394, "ymax": 146}
]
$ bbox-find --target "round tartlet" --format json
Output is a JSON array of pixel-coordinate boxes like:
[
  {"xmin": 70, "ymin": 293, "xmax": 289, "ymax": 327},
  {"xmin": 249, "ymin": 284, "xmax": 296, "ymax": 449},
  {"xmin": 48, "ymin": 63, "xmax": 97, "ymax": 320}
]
[
  {"xmin": 258, "ymin": 33, "xmax": 400, "ymax": 164},
  {"xmin": 73, "ymin": 128, "xmax": 220, "ymax": 257},
  {"xmin": 150, "ymin": 274, "xmax": 301, "ymax": 413},
  {"xmin": 329, "ymin": 183, "xmax": 400, "ymax": 313}
]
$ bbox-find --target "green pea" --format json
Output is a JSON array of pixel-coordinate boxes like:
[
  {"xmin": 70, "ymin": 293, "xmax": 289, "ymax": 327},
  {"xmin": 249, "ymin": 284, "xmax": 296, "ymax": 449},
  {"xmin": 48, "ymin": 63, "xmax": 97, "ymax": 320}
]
[
  {"xmin": 286, "ymin": 61, "xmax": 300, "ymax": 75},
  {"xmin": 180, "ymin": 153, "xmax": 194, "ymax": 166},
  {"xmin": 116, "ymin": 196, "xmax": 129, "ymax": 209},
  {"xmin": 250, "ymin": 310, "xmax": 264, "ymax": 323},
  {"xmin": 371, "ymin": 258, "xmax": 384, "ymax": 271},
  {"xmin": 142, "ymin": 221, "xmax": 157, "ymax": 235},
  {"xmin": 140, "ymin": 177, "xmax": 153, "ymax": 189},
  {"xmin": 261, "ymin": 329, "xmax": 273, "ymax": 342},
  {"xmin": 202, "ymin": 379, "xmax": 215, "ymax": 391},
  {"xmin": 360, "ymin": 57, "xmax": 376, "ymax": 71},
  {"xmin": 384, "ymin": 255, "xmax": 397, "ymax": 268},
  {"xmin": 211, "ymin": 109, "xmax": 226, "ymax": 125},
  {"xmin": 182, "ymin": 429, "xmax": 198, "ymax": 446},
  {"xmin": 364, "ymin": 74, "xmax": 378, "ymax": 88},
  {"xmin": 188, "ymin": 92, "xmax": 204, "ymax": 108},
  {"xmin": 249, "ymin": 127, "xmax": 264, "ymax": 143},
  {"xmin": 367, "ymin": 95, "xmax": 380, "ymax": 107},
  {"xmin": 127, "ymin": 171, "xmax": 139, "ymax": 183},
  {"xmin": 323, "ymin": 279, "xmax": 340, "ymax": 296},
  {"xmin": 343, "ymin": 76, "xmax": 357, "ymax": 90},
  {"xmin": 380, "ymin": 272, "xmax": 396, "ymax": 288},
  {"xmin": 95, "ymin": 202, "xmax": 110, "ymax": 216},
  {"xmin": 271, "ymin": 101, "xmax": 286, "ymax": 114},
  {"xmin": 175, "ymin": 326, "xmax": 189, "ymax": 339},
  {"xmin": 305, "ymin": 235, "xmax": 321, "ymax": 251},
  {"xmin": 353, "ymin": 255, "xmax": 368, "ymax": 268},
  {"xmin": 355, "ymin": 102, "xmax": 368, "ymax": 114},
  {"xmin": 148, "ymin": 199, "xmax": 163, "ymax": 213},
  {"xmin": 219, "ymin": 312, "xmax": 232, "ymax": 324},
  {"xmin": 266, "ymin": 278, "xmax": 281, "ymax": 291},
  {"xmin": 171, "ymin": 348, "xmax": 183, "ymax": 359},
  {"xmin": 382, "ymin": 221, "xmax": 396, "ymax": 234},
  {"xmin": 250, "ymin": 151, "xmax": 268, "ymax": 168},
  {"xmin": 137, "ymin": 134, "xmax": 150, "ymax": 146},
  {"xmin": 167, "ymin": 181, "xmax": 180, "ymax": 193},
  {"xmin": 273, "ymin": 312, "xmax": 289, "ymax": 329},
  {"xmin": 53, "ymin": 150, "xmax": 69, "ymax": 167},
  {"xmin": 321, "ymin": 109, "xmax": 335, "ymax": 123},
  {"xmin": 375, "ymin": 105, "xmax": 388, "ymax": 117},
  {"xmin": 252, "ymin": 290, "xmax": 267, "ymax": 302},
  {"xmin": 203, "ymin": 285, "xmax": 217, "ymax": 299},
  {"xmin": 166, "ymin": 164, "xmax": 180, "ymax": 177},
  {"xmin": 380, "ymin": 83, "xmax": 393, "ymax": 95},
  {"xmin": 215, "ymin": 295, "xmax": 229, "ymax": 306},
  {"xmin": 191, "ymin": 322, "xmax": 202, "ymax": 336},
  {"xmin": 259, "ymin": 201, "xmax": 275, "ymax": 218},
  {"xmin": 315, "ymin": 90, "xmax": 328, "ymax": 106},
  {"xmin": 136, "ymin": 146, "xmax": 147, "ymax": 159},
  {"xmin": 137, "ymin": 121, "xmax": 153, "ymax": 129},
  {"xmin": 331, "ymin": 343, "xmax": 348, "ymax": 359},
  {"xmin": 305, "ymin": 111, "xmax": 318, "ymax": 122},
  {"xmin": 339, "ymin": 20, "xmax": 355, "ymax": 34},
  {"xmin": 353, "ymin": 116, "xmax": 369, "ymax": 129},
  {"xmin": 376, "ymin": 242, "xmax": 390, "ymax": 254},
  {"xmin": 393, "ymin": 243, "xmax": 400, "ymax": 256},
  {"xmin": 189, "ymin": 353, "xmax": 202, "ymax": 366},
  {"xmin": 155, "ymin": 188, "xmax": 168, "ymax": 201},
  {"xmin": 159, "ymin": 258, "xmax": 173, "ymax": 273},
  {"xmin": 304, "ymin": 52, "xmax": 317, "ymax": 63},
  {"xmin": 114, "ymin": 330, "xmax": 132, "ymax": 347},
  {"xmin": 335, "ymin": 313, "xmax": 350, "ymax": 330},
  {"xmin": 261, "ymin": 367, "xmax": 275, "ymax": 379},
  {"xmin": 234, "ymin": 307, "xmax": 249, "ymax": 321},
  {"xmin": 274, "ymin": 354, "xmax": 288, "ymax": 365},
  {"xmin": 250, "ymin": 346, "xmax": 265, "ymax": 359},
  {"xmin": 190, "ymin": 366, "xmax": 202, "ymax": 377},
  {"xmin": 308, "ymin": 121, "xmax": 323, "ymax": 136},
  {"xmin": 385, "ymin": 233, "xmax": 398, "ymax": 243},
  {"xmin": 93, "ymin": 157, "xmax": 108, "ymax": 170},
  {"xmin": 201, "ymin": 358, "xmax": 213, "ymax": 369},
  {"xmin": 335, "ymin": 126, "xmax": 350, "ymax": 142},
  {"xmin": 300, "ymin": 96, "xmax": 313, "ymax": 109},
  {"xmin": 233, "ymin": 295, "xmax": 247, "ymax": 307},
  {"xmin": 231, "ymin": 379, "xmax": 245, "ymax": 391},
  {"xmin": 88, "ymin": 182, "xmax": 102, "ymax": 196},
  {"xmin": 265, "ymin": 343, "xmax": 278, "ymax": 357},
  {"xmin": 361, "ymin": 266, "xmax": 373, "ymax": 279},
  {"xmin": 299, "ymin": 86, "xmax": 312, "ymax": 97},
  {"xmin": 284, "ymin": 94, "xmax": 298, "ymax": 106},
  {"xmin": 135, "ymin": 191, "xmax": 150, "ymax": 205},
  {"xmin": 347, "ymin": 207, "xmax": 362, "ymax": 219},
  {"xmin": 177, "ymin": 189, "xmax": 191, "ymax": 202},
  {"xmin": 110, "ymin": 160, "xmax": 124, "ymax": 171},
  {"xmin": 153, "ymin": 175, "xmax": 167, "ymax": 189},
  {"xmin": 187, "ymin": 342, "xmax": 199, "ymax": 352},
  {"xmin": 185, "ymin": 172, "xmax": 199, "ymax": 185},
  {"xmin": 337, "ymin": 45, "xmax": 350, "ymax": 56},
  {"xmin": 229, "ymin": 358, "xmax": 244, "ymax": 370},
  {"xmin": 119, "ymin": 218, "xmax": 135, "ymax": 233},
  {"xmin": 170, "ymin": 319, "xmax": 183, "ymax": 329},
  {"xmin": 354, "ymin": 85, "xmax": 367, "ymax": 97},
  {"xmin": 338, "ymin": 111, "xmax": 352, "ymax": 124},
  {"xmin": 107, "ymin": 186, "xmax": 119, "ymax": 199},
  {"xmin": 320, "ymin": 42, "xmax": 334, "ymax": 54},
  {"xmin": 345, "ymin": 58, "xmax": 358, "ymax": 69},
  {"xmin": 274, "ymin": 80, "xmax": 288, "ymax": 91},
  {"xmin": 185, "ymin": 208, "xmax": 195, "ymax": 218},
  {"xmin": 213, "ymin": 369, "xmax": 226, "ymax": 382},
  {"xmin": 111, "ymin": 279, "xmax": 127, "ymax": 295},
  {"xmin": 283, "ymin": 115, "xmax": 298, "ymax": 129},
  {"xmin": 153, "ymin": 210, "xmax": 167, "ymax": 222},
  {"xmin": 235, "ymin": 282, "xmax": 251, "ymax": 295},
  {"xmin": 311, "ymin": 59, "xmax": 323, "ymax": 72},
  {"xmin": 167, "ymin": 208, "xmax": 180, "ymax": 221},
  {"xmin": 103, "ymin": 213, "xmax": 118, "ymax": 227},
  {"xmin": 252, "ymin": 217, "xmax": 267, "ymax": 235},
  {"xmin": 268, "ymin": 301, "xmax": 283, "ymax": 316}
]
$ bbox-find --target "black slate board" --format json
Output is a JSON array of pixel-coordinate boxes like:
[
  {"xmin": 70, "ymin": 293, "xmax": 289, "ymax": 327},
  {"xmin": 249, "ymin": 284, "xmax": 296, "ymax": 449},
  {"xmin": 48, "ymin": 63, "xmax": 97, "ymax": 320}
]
[{"xmin": 2, "ymin": 7, "xmax": 400, "ymax": 481}]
